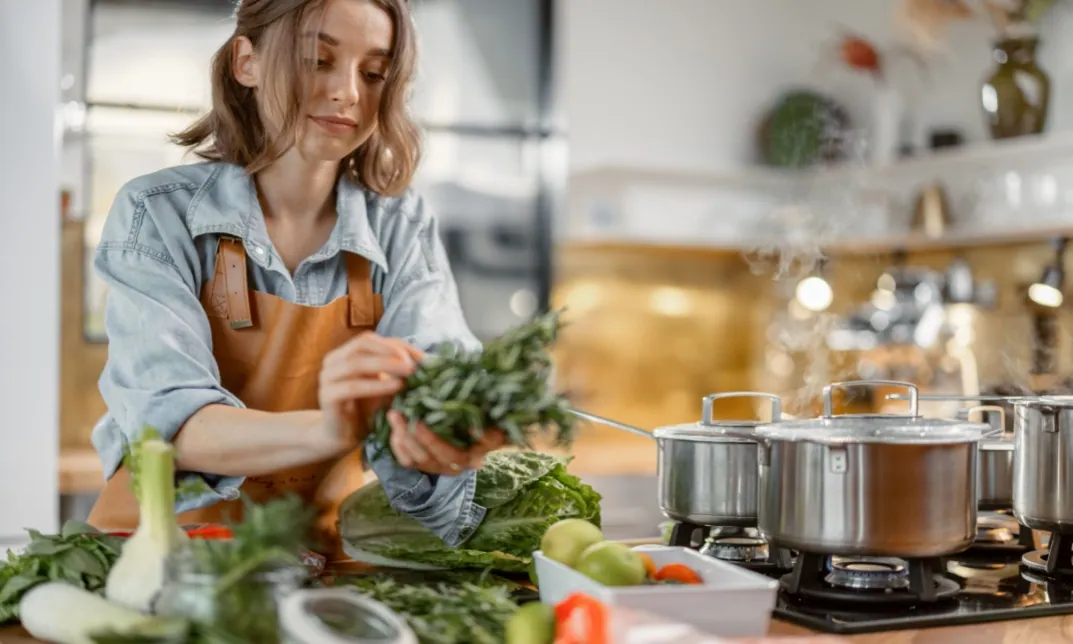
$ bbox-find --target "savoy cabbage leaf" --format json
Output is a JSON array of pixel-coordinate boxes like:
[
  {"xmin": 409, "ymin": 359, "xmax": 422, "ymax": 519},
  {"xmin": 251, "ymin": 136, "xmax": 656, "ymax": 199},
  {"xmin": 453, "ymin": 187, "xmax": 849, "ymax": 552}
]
[{"xmin": 337, "ymin": 451, "xmax": 601, "ymax": 572}]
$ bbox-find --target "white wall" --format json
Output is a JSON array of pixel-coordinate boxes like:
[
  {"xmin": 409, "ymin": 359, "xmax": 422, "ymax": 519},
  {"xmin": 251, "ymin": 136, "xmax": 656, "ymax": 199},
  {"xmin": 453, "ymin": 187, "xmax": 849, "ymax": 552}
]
[
  {"xmin": 561, "ymin": 0, "xmax": 1073, "ymax": 174},
  {"xmin": 0, "ymin": 0, "xmax": 62, "ymax": 540}
]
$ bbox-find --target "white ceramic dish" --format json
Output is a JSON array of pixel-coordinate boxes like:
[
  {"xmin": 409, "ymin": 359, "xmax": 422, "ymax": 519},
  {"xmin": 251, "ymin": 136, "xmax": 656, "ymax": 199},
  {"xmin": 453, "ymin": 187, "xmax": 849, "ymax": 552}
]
[{"xmin": 534, "ymin": 545, "xmax": 778, "ymax": 638}]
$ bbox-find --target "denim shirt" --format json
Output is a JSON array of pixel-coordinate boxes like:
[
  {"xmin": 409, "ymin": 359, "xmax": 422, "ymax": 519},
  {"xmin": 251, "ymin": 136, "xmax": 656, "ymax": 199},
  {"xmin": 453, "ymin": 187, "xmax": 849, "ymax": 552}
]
[{"xmin": 90, "ymin": 161, "xmax": 486, "ymax": 546}]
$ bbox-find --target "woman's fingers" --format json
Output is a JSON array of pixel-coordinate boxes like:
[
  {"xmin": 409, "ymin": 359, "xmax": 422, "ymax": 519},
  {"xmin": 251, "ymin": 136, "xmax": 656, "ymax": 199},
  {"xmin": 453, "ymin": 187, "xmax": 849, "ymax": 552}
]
[
  {"xmin": 477, "ymin": 429, "xmax": 507, "ymax": 450},
  {"xmin": 467, "ymin": 429, "xmax": 507, "ymax": 468},
  {"xmin": 411, "ymin": 423, "xmax": 470, "ymax": 472},
  {"xmin": 388, "ymin": 411, "xmax": 432, "ymax": 469},
  {"xmin": 320, "ymin": 355, "xmax": 414, "ymax": 382},
  {"xmin": 319, "ymin": 378, "xmax": 403, "ymax": 405},
  {"xmin": 325, "ymin": 333, "xmax": 414, "ymax": 369},
  {"xmin": 387, "ymin": 413, "xmax": 467, "ymax": 475}
]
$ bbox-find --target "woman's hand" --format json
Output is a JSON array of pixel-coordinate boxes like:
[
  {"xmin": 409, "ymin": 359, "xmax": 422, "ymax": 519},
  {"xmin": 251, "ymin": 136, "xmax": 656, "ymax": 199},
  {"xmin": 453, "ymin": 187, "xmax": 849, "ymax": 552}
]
[
  {"xmin": 386, "ymin": 410, "xmax": 507, "ymax": 474},
  {"xmin": 317, "ymin": 332, "xmax": 423, "ymax": 454}
]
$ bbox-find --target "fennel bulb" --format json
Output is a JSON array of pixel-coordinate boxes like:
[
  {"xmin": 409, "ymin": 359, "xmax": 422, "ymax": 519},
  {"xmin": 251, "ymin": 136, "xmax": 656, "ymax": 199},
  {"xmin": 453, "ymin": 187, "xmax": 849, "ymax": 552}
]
[
  {"xmin": 20, "ymin": 582, "xmax": 188, "ymax": 644},
  {"xmin": 104, "ymin": 436, "xmax": 189, "ymax": 613}
]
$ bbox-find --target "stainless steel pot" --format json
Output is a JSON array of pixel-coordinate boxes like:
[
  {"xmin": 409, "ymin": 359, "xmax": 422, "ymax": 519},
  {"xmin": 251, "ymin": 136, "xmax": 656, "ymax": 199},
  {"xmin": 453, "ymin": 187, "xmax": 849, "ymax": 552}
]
[
  {"xmin": 750, "ymin": 380, "xmax": 993, "ymax": 558},
  {"xmin": 958, "ymin": 406, "xmax": 1013, "ymax": 511},
  {"xmin": 1013, "ymin": 396, "xmax": 1073, "ymax": 532},
  {"xmin": 570, "ymin": 392, "xmax": 782, "ymax": 526}
]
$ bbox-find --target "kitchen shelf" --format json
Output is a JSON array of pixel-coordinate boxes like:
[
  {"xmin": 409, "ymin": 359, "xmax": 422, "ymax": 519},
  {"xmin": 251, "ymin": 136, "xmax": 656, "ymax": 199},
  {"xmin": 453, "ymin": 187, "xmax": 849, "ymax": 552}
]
[
  {"xmin": 566, "ymin": 131, "xmax": 1073, "ymax": 254},
  {"xmin": 575, "ymin": 130, "xmax": 1073, "ymax": 189},
  {"xmin": 564, "ymin": 225, "xmax": 1073, "ymax": 257}
]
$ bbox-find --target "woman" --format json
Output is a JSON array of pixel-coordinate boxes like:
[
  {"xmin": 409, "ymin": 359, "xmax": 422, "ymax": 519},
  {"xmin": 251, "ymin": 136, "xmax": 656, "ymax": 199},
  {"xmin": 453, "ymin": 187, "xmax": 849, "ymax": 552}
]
[{"xmin": 87, "ymin": 0, "xmax": 505, "ymax": 555}]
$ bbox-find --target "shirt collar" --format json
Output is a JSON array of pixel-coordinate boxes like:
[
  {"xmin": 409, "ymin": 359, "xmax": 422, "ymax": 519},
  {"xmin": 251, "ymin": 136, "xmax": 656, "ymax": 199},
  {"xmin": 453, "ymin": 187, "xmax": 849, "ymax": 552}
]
[{"xmin": 186, "ymin": 162, "xmax": 390, "ymax": 272}]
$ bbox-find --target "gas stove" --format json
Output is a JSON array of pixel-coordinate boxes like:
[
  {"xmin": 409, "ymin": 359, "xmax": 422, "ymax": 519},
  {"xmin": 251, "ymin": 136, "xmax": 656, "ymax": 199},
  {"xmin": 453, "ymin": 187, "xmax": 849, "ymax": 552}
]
[
  {"xmin": 966, "ymin": 511, "xmax": 1035, "ymax": 556},
  {"xmin": 668, "ymin": 519, "xmax": 1073, "ymax": 634},
  {"xmin": 666, "ymin": 521, "xmax": 794, "ymax": 574}
]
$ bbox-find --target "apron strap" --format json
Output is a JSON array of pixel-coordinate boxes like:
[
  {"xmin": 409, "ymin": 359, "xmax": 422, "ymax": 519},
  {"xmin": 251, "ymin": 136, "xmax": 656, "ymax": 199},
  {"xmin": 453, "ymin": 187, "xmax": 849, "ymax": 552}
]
[
  {"xmin": 345, "ymin": 253, "xmax": 377, "ymax": 328},
  {"xmin": 217, "ymin": 237, "xmax": 253, "ymax": 329}
]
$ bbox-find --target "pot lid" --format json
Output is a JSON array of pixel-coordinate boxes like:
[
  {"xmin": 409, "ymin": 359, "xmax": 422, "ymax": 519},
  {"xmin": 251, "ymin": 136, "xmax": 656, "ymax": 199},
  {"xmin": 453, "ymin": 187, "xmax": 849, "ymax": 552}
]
[
  {"xmin": 1019, "ymin": 395, "xmax": 1073, "ymax": 409},
  {"xmin": 754, "ymin": 380, "xmax": 992, "ymax": 445},
  {"xmin": 653, "ymin": 391, "xmax": 782, "ymax": 443},
  {"xmin": 756, "ymin": 415, "xmax": 991, "ymax": 444}
]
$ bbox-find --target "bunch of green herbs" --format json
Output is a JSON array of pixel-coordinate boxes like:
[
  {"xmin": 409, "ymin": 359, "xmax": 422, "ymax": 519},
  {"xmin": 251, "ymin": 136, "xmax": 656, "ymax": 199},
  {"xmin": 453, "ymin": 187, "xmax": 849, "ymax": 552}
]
[
  {"xmin": 181, "ymin": 494, "xmax": 316, "ymax": 643},
  {"xmin": 369, "ymin": 310, "xmax": 576, "ymax": 456},
  {"xmin": 343, "ymin": 574, "xmax": 519, "ymax": 644},
  {"xmin": 91, "ymin": 493, "xmax": 317, "ymax": 644},
  {"xmin": 0, "ymin": 521, "xmax": 124, "ymax": 622}
]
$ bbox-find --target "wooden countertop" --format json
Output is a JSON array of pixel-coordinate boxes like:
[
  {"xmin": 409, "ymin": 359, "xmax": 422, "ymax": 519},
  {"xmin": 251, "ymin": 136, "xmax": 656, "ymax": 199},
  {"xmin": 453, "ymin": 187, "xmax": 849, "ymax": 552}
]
[
  {"xmin": 4, "ymin": 551, "xmax": 1073, "ymax": 642},
  {"xmin": 5, "ymin": 615, "xmax": 1073, "ymax": 642}
]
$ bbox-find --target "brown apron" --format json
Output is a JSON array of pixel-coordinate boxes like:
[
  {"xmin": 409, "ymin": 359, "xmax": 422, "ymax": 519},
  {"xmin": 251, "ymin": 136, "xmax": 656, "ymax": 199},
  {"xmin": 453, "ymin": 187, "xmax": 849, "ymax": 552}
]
[{"xmin": 87, "ymin": 236, "xmax": 383, "ymax": 557}]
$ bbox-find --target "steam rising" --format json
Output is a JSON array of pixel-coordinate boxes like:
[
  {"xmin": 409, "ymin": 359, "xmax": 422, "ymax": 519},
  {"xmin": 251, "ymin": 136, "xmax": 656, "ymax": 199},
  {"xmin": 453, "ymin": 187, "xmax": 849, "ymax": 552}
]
[{"xmin": 744, "ymin": 116, "xmax": 875, "ymax": 411}]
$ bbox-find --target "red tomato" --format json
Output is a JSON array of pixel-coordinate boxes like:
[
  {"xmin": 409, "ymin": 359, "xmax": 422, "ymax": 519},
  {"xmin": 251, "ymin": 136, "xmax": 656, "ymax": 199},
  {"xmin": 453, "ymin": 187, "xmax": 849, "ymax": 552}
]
[
  {"xmin": 185, "ymin": 525, "xmax": 233, "ymax": 540},
  {"xmin": 554, "ymin": 593, "xmax": 609, "ymax": 644}
]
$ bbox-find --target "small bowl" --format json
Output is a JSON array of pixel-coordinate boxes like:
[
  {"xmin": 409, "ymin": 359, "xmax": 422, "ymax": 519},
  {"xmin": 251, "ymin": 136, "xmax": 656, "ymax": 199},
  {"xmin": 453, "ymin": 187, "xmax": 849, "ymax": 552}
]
[{"xmin": 534, "ymin": 545, "xmax": 778, "ymax": 638}]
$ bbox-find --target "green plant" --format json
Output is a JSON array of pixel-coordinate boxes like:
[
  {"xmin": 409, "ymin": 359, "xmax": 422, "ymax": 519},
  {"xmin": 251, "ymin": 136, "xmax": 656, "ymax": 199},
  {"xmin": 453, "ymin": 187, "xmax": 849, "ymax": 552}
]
[
  {"xmin": 344, "ymin": 575, "xmax": 519, "ymax": 644},
  {"xmin": 369, "ymin": 310, "xmax": 576, "ymax": 457},
  {"xmin": 0, "ymin": 521, "xmax": 125, "ymax": 623}
]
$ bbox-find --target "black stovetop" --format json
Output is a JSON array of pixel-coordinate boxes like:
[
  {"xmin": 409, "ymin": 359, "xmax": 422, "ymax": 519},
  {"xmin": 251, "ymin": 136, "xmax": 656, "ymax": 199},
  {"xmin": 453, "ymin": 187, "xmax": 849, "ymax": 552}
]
[
  {"xmin": 768, "ymin": 551, "xmax": 1073, "ymax": 635},
  {"xmin": 679, "ymin": 518, "xmax": 1073, "ymax": 635}
]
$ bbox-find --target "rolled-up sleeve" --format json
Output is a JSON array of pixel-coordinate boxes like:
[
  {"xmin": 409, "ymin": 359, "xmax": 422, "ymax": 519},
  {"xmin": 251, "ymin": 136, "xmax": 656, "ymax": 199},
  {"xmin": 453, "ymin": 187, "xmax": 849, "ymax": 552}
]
[
  {"xmin": 364, "ymin": 194, "xmax": 487, "ymax": 546},
  {"xmin": 90, "ymin": 184, "xmax": 245, "ymax": 512}
]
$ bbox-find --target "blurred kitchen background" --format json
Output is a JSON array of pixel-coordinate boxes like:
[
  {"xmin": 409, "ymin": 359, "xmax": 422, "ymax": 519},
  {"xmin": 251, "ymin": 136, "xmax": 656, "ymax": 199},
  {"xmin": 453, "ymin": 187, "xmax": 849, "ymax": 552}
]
[{"xmin": 5, "ymin": 0, "xmax": 1073, "ymax": 544}]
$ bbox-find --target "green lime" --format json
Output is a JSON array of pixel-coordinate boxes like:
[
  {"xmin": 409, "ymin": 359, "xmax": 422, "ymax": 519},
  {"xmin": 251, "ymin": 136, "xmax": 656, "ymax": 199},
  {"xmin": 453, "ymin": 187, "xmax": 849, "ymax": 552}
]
[
  {"xmin": 540, "ymin": 518, "xmax": 604, "ymax": 568},
  {"xmin": 574, "ymin": 541, "xmax": 646, "ymax": 587},
  {"xmin": 505, "ymin": 601, "xmax": 555, "ymax": 644}
]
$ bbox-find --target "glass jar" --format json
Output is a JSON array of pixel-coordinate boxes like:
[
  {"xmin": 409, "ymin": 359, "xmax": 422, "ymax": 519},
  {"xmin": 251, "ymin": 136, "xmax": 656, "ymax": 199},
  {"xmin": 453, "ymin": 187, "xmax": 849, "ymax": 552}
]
[{"xmin": 156, "ymin": 548, "xmax": 310, "ymax": 642}]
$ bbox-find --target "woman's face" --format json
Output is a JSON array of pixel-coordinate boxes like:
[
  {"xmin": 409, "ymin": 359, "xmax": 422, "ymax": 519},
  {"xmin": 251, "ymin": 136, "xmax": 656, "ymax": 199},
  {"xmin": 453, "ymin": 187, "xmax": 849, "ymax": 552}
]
[{"xmin": 237, "ymin": 0, "xmax": 395, "ymax": 163}]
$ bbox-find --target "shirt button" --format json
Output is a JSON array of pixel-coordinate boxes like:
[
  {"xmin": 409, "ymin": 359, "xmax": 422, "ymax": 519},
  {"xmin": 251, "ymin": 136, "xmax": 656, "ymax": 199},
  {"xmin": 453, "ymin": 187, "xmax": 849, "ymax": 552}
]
[{"xmin": 253, "ymin": 246, "xmax": 265, "ymax": 257}]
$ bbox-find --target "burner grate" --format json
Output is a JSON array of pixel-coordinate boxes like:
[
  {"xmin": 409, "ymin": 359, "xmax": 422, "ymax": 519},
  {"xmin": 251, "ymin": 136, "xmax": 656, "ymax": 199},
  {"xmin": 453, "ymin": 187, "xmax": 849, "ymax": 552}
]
[
  {"xmin": 702, "ymin": 536, "xmax": 769, "ymax": 562},
  {"xmin": 826, "ymin": 558, "xmax": 910, "ymax": 591},
  {"xmin": 781, "ymin": 552, "xmax": 959, "ymax": 607},
  {"xmin": 1022, "ymin": 532, "xmax": 1073, "ymax": 577}
]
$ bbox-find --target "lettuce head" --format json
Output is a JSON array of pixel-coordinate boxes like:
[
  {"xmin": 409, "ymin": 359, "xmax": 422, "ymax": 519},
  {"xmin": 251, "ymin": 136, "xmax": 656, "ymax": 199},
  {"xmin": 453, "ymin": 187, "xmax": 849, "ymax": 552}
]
[{"xmin": 337, "ymin": 451, "xmax": 602, "ymax": 572}]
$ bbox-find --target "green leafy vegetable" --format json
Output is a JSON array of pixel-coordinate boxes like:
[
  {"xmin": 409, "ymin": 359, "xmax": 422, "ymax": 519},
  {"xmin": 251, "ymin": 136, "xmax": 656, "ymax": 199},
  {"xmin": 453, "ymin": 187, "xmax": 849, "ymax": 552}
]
[
  {"xmin": 369, "ymin": 310, "xmax": 577, "ymax": 456},
  {"xmin": 176, "ymin": 494, "xmax": 317, "ymax": 643},
  {"xmin": 339, "ymin": 451, "xmax": 602, "ymax": 572},
  {"xmin": 0, "ymin": 521, "xmax": 124, "ymax": 623},
  {"xmin": 90, "ymin": 494, "xmax": 317, "ymax": 644},
  {"xmin": 344, "ymin": 575, "xmax": 519, "ymax": 644}
]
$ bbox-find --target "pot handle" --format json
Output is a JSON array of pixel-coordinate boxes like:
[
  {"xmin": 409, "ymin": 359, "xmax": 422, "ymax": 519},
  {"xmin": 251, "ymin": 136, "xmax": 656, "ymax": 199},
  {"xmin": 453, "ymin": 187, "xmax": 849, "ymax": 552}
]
[
  {"xmin": 566, "ymin": 408, "xmax": 655, "ymax": 440},
  {"xmin": 701, "ymin": 392, "xmax": 783, "ymax": 426},
  {"xmin": 823, "ymin": 380, "xmax": 919, "ymax": 418},
  {"xmin": 958, "ymin": 405, "xmax": 1009, "ymax": 439}
]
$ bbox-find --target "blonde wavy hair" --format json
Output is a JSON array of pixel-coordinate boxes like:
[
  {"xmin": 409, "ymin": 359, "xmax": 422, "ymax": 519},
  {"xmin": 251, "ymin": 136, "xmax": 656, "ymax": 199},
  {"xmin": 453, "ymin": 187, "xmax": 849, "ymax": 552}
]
[{"xmin": 173, "ymin": 0, "xmax": 420, "ymax": 196}]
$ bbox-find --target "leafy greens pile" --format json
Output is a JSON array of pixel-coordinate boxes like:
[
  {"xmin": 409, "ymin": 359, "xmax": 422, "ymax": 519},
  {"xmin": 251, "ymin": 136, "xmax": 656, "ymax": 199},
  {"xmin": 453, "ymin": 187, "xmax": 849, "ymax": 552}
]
[
  {"xmin": 369, "ymin": 310, "xmax": 577, "ymax": 456},
  {"xmin": 89, "ymin": 494, "xmax": 318, "ymax": 644},
  {"xmin": 163, "ymin": 494, "xmax": 316, "ymax": 644},
  {"xmin": 0, "ymin": 521, "xmax": 124, "ymax": 623},
  {"xmin": 342, "ymin": 574, "xmax": 519, "ymax": 644},
  {"xmin": 338, "ymin": 451, "xmax": 601, "ymax": 572}
]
